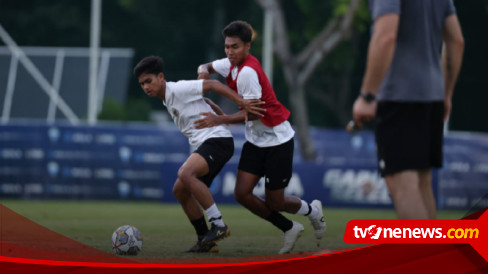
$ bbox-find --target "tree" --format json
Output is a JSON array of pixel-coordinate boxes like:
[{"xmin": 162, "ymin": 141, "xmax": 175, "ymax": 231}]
[{"xmin": 255, "ymin": 0, "xmax": 362, "ymax": 160}]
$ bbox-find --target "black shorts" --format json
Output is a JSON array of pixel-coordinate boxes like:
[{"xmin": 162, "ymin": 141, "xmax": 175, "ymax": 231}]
[
  {"xmin": 375, "ymin": 101, "xmax": 444, "ymax": 176},
  {"xmin": 194, "ymin": 137, "xmax": 234, "ymax": 187},
  {"xmin": 238, "ymin": 138, "xmax": 294, "ymax": 190}
]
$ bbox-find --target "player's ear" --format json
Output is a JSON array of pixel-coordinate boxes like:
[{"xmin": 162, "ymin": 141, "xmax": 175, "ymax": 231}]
[
  {"xmin": 158, "ymin": 72, "xmax": 165, "ymax": 81},
  {"xmin": 245, "ymin": 42, "xmax": 251, "ymax": 51}
]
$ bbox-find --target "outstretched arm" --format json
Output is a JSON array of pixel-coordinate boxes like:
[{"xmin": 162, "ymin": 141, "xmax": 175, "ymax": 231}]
[
  {"xmin": 202, "ymin": 79, "xmax": 265, "ymax": 120},
  {"xmin": 203, "ymin": 97, "xmax": 224, "ymax": 116},
  {"xmin": 194, "ymin": 110, "xmax": 260, "ymax": 129}
]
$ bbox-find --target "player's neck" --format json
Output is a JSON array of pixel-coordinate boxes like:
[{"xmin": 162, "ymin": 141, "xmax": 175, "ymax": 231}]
[
  {"xmin": 236, "ymin": 53, "xmax": 250, "ymax": 67},
  {"xmin": 160, "ymin": 81, "xmax": 167, "ymax": 102}
]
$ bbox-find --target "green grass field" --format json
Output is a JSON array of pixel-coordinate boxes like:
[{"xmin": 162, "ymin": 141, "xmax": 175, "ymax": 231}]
[{"xmin": 1, "ymin": 200, "xmax": 468, "ymax": 259}]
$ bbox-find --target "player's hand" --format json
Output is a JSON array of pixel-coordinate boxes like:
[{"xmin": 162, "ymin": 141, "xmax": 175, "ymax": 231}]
[
  {"xmin": 352, "ymin": 96, "xmax": 377, "ymax": 130},
  {"xmin": 194, "ymin": 112, "xmax": 222, "ymax": 129},
  {"xmin": 346, "ymin": 120, "xmax": 360, "ymax": 133},
  {"xmin": 239, "ymin": 99, "xmax": 265, "ymax": 122}
]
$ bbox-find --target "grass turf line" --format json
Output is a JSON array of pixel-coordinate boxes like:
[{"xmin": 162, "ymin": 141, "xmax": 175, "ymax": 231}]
[{"xmin": 1, "ymin": 200, "xmax": 466, "ymax": 259}]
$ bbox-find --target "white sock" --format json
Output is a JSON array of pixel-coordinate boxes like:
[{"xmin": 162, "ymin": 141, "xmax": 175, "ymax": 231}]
[
  {"xmin": 309, "ymin": 204, "xmax": 319, "ymax": 219},
  {"xmin": 205, "ymin": 203, "xmax": 225, "ymax": 227},
  {"xmin": 296, "ymin": 200, "xmax": 319, "ymax": 218}
]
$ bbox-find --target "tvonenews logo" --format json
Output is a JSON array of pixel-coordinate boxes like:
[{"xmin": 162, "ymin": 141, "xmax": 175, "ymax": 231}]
[
  {"xmin": 352, "ymin": 224, "xmax": 479, "ymax": 240},
  {"xmin": 343, "ymin": 211, "xmax": 488, "ymax": 261}
]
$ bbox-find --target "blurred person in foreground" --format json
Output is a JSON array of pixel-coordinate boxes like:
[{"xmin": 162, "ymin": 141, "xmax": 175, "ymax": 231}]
[
  {"xmin": 134, "ymin": 56, "xmax": 264, "ymax": 252},
  {"xmin": 352, "ymin": 0, "xmax": 464, "ymax": 219},
  {"xmin": 195, "ymin": 20, "xmax": 326, "ymax": 254}
]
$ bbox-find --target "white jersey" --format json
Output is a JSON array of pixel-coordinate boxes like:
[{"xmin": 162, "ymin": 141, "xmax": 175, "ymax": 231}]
[
  {"xmin": 163, "ymin": 79, "xmax": 232, "ymax": 149},
  {"xmin": 212, "ymin": 57, "xmax": 294, "ymax": 147}
]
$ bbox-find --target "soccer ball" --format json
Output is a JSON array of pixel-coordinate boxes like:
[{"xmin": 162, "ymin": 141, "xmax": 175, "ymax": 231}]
[{"xmin": 111, "ymin": 225, "xmax": 143, "ymax": 255}]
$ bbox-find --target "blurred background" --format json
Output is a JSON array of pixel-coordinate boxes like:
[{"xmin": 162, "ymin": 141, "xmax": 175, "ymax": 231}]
[{"xmin": 1, "ymin": 0, "xmax": 487, "ymax": 211}]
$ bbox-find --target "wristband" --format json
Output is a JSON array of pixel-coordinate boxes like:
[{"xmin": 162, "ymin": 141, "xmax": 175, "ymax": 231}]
[
  {"xmin": 197, "ymin": 65, "xmax": 209, "ymax": 74},
  {"xmin": 359, "ymin": 92, "xmax": 376, "ymax": 103}
]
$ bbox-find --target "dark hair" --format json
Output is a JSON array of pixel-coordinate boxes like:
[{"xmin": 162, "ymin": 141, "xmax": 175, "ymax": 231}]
[
  {"xmin": 222, "ymin": 20, "xmax": 255, "ymax": 43},
  {"xmin": 133, "ymin": 56, "xmax": 165, "ymax": 78}
]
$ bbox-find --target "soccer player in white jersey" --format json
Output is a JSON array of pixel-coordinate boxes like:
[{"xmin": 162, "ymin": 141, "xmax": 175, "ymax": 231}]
[
  {"xmin": 134, "ymin": 56, "xmax": 264, "ymax": 253},
  {"xmin": 195, "ymin": 21, "xmax": 326, "ymax": 254}
]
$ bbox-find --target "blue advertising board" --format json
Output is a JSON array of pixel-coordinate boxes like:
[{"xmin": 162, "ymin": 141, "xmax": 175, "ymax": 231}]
[
  {"xmin": 1, "ymin": 122, "xmax": 487, "ymax": 210},
  {"xmin": 0, "ymin": 123, "xmax": 187, "ymax": 200}
]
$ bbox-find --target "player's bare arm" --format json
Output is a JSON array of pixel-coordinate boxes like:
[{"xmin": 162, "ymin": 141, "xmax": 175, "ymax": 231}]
[
  {"xmin": 203, "ymin": 98, "xmax": 225, "ymax": 116},
  {"xmin": 353, "ymin": 13, "xmax": 399, "ymax": 129},
  {"xmin": 442, "ymin": 14, "xmax": 464, "ymax": 122},
  {"xmin": 202, "ymin": 79, "xmax": 265, "ymax": 120},
  {"xmin": 194, "ymin": 110, "xmax": 259, "ymax": 130}
]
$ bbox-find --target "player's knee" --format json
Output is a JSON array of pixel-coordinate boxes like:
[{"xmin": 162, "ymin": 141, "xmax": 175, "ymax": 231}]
[
  {"xmin": 234, "ymin": 188, "xmax": 248, "ymax": 205},
  {"xmin": 172, "ymin": 181, "xmax": 185, "ymax": 199},
  {"xmin": 177, "ymin": 167, "xmax": 194, "ymax": 184},
  {"xmin": 234, "ymin": 190, "xmax": 244, "ymax": 204}
]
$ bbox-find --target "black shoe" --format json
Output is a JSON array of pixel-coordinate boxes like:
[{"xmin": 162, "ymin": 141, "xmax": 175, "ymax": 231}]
[
  {"xmin": 201, "ymin": 224, "xmax": 230, "ymax": 245},
  {"xmin": 183, "ymin": 241, "xmax": 219, "ymax": 253}
]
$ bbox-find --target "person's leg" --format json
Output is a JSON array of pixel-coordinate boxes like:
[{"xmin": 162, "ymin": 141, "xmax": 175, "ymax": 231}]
[
  {"xmin": 264, "ymin": 187, "xmax": 325, "ymax": 241},
  {"xmin": 264, "ymin": 189, "xmax": 320, "ymax": 217},
  {"xmin": 376, "ymin": 102, "xmax": 439, "ymax": 220},
  {"xmin": 236, "ymin": 140, "xmax": 303, "ymax": 253},
  {"xmin": 260, "ymin": 138, "xmax": 301, "ymax": 214},
  {"xmin": 177, "ymin": 153, "xmax": 214, "ymax": 209},
  {"xmin": 173, "ymin": 178, "xmax": 212, "ymax": 238},
  {"xmin": 261, "ymin": 137, "xmax": 313, "ymax": 253},
  {"xmin": 420, "ymin": 102, "xmax": 443, "ymax": 220},
  {"xmin": 385, "ymin": 170, "xmax": 429, "ymax": 219},
  {"xmin": 234, "ymin": 141, "xmax": 277, "ymax": 220},
  {"xmin": 418, "ymin": 169, "xmax": 437, "ymax": 219},
  {"xmin": 263, "ymin": 137, "xmax": 326, "ymax": 241},
  {"xmin": 262, "ymin": 188, "xmax": 308, "ymax": 254},
  {"xmin": 178, "ymin": 153, "xmax": 229, "ymax": 244},
  {"xmin": 234, "ymin": 170, "xmax": 270, "ymax": 218},
  {"xmin": 173, "ymin": 176, "xmax": 218, "ymax": 253},
  {"xmin": 233, "ymin": 171, "xmax": 297, "ymax": 232},
  {"xmin": 173, "ymin": 178, "xmax": 204, "ymax": 221},
  {"xmin": 181, "ymin": 138, "xmax": 234, "ymax": 250},
  {"xmin": 264, "ymin": 188, "xmax": 301, "ymax": 213}
]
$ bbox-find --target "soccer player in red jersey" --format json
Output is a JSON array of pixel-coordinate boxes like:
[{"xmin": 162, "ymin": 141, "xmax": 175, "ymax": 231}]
[{"xmin": 196, "ymin": 21, "xmax": 326, "ymax": 254}]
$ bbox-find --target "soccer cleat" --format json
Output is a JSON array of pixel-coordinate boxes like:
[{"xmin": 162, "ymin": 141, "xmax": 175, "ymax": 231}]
[
  {"xmin": 278, "ymin": 221, "xmax": 304, "ymax": 254},
  {"xmin": 309, "ymin": 200, "xmax": 327, "ymax": 242},
  {"xmin": 183, "ymin": 241, "xmax": 219, "ymax": 253},
  {"xmin": 200, "ymin": 224, "xmax": 230, "ymax": 245}
]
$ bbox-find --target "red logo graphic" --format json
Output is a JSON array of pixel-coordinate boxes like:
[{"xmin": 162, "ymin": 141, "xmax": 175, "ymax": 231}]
[
  {"xmin": 344, "ymin": 209, "xmax": 488, "ymax": 261},
  {"xmin": 365, "ymin": 225, "xmax": 382, "ymax": 239}
]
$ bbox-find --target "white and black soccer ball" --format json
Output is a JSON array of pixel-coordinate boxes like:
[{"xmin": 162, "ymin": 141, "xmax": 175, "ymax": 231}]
[{"xmin": 111, "ymin": 225, "xmax": 143, "ymax": 255}]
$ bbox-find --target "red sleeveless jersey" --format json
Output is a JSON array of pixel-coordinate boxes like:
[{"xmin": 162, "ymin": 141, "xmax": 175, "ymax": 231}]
[{"xmin": 225, "ymin": 54, "xmax": 290, "ymax": 127}]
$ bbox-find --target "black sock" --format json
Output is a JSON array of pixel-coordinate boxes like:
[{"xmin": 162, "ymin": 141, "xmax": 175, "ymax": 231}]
[
  {"xmin": 265, "ymin": 211, "xmax": 293, "ymax": 232},
  {"xmin": 190, "ymin": 217, "xmax": 208, "ymax": 241}
]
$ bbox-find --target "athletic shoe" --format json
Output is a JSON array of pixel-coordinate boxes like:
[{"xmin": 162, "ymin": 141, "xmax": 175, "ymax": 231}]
[
  {"xmin": 278, "ymin": 221, "xmax": 304, "ymax": 254},
  {"xmin": 309, "ymin": 199, "xmax": 327, "ymax": 240},
  {"xmin": 183, "ymin": 241, "xmax": 219, "ymax": 253},
  {"xmin": 200, "ymin": 224, "xmax": 230, "ymax": 245}
]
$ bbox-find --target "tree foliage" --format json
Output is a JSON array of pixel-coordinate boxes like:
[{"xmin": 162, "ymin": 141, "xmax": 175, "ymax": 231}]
[
  {"xmin": 256, "ymin": 0, "xmax": 364, "ymax": 159},
  {"xmin": 0, "ymin": 0, "xmax": 487, "ymax": 136},
  {"xmin": 97, "ymin": 97, "xmax": 151, "ymax": 122}
]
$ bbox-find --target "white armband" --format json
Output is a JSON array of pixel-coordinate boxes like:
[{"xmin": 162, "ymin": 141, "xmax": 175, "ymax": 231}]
[{"xmin": 197, "ymin": 65, "xmax": 209, "ymax": 74}]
